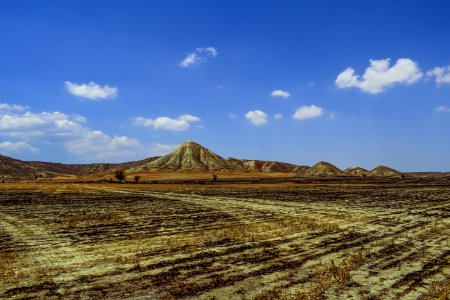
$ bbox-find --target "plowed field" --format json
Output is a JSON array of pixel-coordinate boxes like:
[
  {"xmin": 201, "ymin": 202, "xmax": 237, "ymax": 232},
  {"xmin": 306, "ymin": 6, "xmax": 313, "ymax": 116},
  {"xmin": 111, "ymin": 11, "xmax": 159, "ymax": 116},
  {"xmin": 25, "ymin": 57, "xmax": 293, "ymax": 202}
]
[{"xmin": 0, "ymin": 181, "xmax": 449, "ymax": 299}]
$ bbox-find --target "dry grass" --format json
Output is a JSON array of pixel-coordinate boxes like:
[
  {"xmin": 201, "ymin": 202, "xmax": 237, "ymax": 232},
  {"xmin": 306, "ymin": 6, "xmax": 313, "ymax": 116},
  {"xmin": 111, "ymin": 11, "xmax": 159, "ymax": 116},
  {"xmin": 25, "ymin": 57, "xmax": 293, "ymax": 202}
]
[
  {"xmin": 1, "ymin": 181, "xmax": 449, "ymax": 299},
  {"xmin": 159, "ymin": 216, "xmax": 339, "ymax": 251},
  {"xmin": 0, "ymin": 252, "xmax": 25, "ymax": 284},
  {"xmin": 303, "ymin": 253, "xmax": 364, "ymax": 296},
  {"xmin": 254, "ymin": 252, "xmax": 365, "ymax": 300},
  {"xmin": 419, "ymin": 277, "xmax": 450, "ymax": 300},
  {"xmin": 419, "ymin": 222, "xmax": 450, "ymax": 238},
  {"xmin": 64, "ymin": 212, "xmax": 125, "ymax": 227},
  {"xmin": 201, "ymin": 216, "xmax": 339, "ymax": 242}
]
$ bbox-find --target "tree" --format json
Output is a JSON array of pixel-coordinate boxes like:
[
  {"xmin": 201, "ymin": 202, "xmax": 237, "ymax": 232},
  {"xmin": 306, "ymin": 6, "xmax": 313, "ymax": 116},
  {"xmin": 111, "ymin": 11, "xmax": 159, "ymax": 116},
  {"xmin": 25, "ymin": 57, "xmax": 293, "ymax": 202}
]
[
  {"xmin": 134, "ymin": 175, "xmax": 141, "ymax": 183},
  {"xmin": 115, "ymin": 170, "xmax": 126, "ymax": 183}
]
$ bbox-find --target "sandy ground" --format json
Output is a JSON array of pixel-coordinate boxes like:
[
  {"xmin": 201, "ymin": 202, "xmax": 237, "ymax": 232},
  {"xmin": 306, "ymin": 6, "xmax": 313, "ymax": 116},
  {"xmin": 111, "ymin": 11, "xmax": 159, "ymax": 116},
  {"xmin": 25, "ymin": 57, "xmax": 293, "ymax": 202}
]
[{"xmin": 0, "ymin": 180, "xmax": 449, "ymax": 299}]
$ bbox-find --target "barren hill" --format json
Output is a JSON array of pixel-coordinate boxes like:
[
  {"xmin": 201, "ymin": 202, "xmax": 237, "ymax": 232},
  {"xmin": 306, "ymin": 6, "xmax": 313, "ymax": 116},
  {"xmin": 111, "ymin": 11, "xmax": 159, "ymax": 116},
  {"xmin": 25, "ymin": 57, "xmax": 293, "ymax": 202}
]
[
  {"xmin": 0, "ymin": 155, "xmax": 53, "ymax": 179},
  {"xmin": 300, "ymin": 161, "xmax": 345, "ymax": 177},
  {"xmin": 28, "ymin": 157, "xmax": 159, "ymax": 176},
  {"xmin": 131, "ymin": 141, "xmax": 241, "ymax": 172},
  {"xmin": 344, "ymin": 167, "xmax": 369, "ymax": 177},
  {"xmin": 227, "ymin": 158, "xmax": 307, "ymax": 173},
  {"xmin": 367, "ymin": 166, "xmax": 402, "ymax": 177},
  {"xmin": 0, "ymin": 155, "xmax": 159, "ymax": 180},
  {"xmin": 0, "ymin": 140, "xmax": 410, "ymax": 179}
]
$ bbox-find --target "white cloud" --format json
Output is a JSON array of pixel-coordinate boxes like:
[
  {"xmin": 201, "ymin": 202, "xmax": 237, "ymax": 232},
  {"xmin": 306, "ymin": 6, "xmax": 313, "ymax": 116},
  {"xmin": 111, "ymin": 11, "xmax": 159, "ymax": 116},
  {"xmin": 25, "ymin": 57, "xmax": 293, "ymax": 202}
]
[
  {"xmin": 427, "ymin": 66, "xmax": 450, "ymax": 85},
  {"xmin": 292, "ymin": 105, "xmax": 324, "ymax": 120},
  {"xmin": 0, "ymin": 141, "xmax": 39, "ymax": 155},
  {"xmin": 335, "ymin": 58, "xmax": 423, "ymax": 94},
  {"xmin": 132, "ymin": 114, "xmax": 201, "ymax": 131},
  {"xmin": 72, "ymin": 114, "xmax": 87, "ymax": 124},
  {"xmin": 245, "ymin": 110, "xmax": 268, "ymax": 126},
  {"xmin": 178, "ymin": 114, "xmax": 201, "ymax": 122},
  {"xmin": 64, "ymin": 131, "xmax": 143, "ymax": 160},
  {"xmin": 436, "ymin": 106, "xmax": 450, "ymax": 113},
  {"xmin": 0, "ymin": 107, "xmax": 145, "ymax": 161},
  {"xmin": 271, "ymin": 90, "xmax": 291, "ymax": 98},
  {"xmin": 228, "ymin": 113, "xmax": 238, "ymax": 119},
  {"xmin": 64, "ymin": 81, "xmax": 118, "ymax": 100},
  {"xmin": 274, "ymin": 113, "xmax": 282, "ymax": 120},
  {"xmin": 0, "ymin": 103, "xmax": 29, "ymax": 112},
  {"xmin": 179, "ymin": 47, "xmax": 218, "ymax": 68}
]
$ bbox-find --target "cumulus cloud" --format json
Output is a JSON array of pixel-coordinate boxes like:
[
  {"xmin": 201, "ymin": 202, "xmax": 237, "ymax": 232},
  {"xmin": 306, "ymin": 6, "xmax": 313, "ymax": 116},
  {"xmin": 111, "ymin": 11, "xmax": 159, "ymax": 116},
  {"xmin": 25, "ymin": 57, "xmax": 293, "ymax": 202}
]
[
  {"xmin": 271, "ymin": 90, "xmax": 291, "ymax": 98},
  {"xmin": 179, "ymin": 47, "xmax": 218, "ymax": 68},
  {"xmin": 0, "ymin": 141, "xmax": 39, "ymax": 155},
  {"xmin": 436, "ymin": 106, "xmax": 450, "ymax": 113},
  {"xmin": 0, "ymin": 106, "xmax": 145, "ymax": 161},
  {"xmin": 245, "ymin": 110, "xmax": 268, "ymax": 126},
  {"xmin": 64, "ymin": 81, "xmax": 118, "ymax": 100},
  {"xmin": 132, "ymin": 114, "xmax": 201, "ymax": 131},
  {"xmin": 427, "ymin": 66, "xmax": 450, "ymax": 85},
  {"xmin": 64, "ymin": 131, "xmax": 143, "ymax": 159},
  {"xmin": 0, "ymin": 103, "xmax": 29, "ymax": 112},
  {"xmin": 335, "ymin": 58, "xmax": 423, "ymax": 94},
  {"xmin": 292, "ymin": 105, "xmax": 324, "ymax": 120}
]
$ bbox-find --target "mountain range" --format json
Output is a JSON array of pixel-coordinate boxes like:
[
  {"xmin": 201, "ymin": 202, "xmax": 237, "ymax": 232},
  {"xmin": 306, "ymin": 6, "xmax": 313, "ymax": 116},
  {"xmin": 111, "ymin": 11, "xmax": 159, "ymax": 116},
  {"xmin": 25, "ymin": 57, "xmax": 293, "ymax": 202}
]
[{"xmin": 0, "ymin": 140, "xmax": 406, "ymax": 180}]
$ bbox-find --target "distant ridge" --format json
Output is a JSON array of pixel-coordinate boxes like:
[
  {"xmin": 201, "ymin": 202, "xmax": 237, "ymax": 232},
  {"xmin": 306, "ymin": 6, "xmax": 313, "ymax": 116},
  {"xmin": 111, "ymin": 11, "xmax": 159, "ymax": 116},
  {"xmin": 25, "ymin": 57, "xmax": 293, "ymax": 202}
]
[
  {"xmin": 299, "ymin": 161, "xmax": 345, "ymax": 177},
  {"xmin": 0, "ymin": 155, "xmax": 159, "ymax": 180},
  {"xmin": 227, "ymin": 158, "xmax": 308, "ymax": 173},
  {"xmin": 0, "ymin": 140, "xmax": 410, "ymax": 180},
  {"xmin": 0, "ymin": 155, "xmax": 52, "ymax": 180}
]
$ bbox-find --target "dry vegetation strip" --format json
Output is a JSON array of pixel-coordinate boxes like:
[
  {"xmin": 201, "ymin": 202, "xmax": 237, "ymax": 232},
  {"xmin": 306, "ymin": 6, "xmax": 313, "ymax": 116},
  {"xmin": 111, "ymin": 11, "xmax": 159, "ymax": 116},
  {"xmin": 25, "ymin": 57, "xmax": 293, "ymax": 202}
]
[{"xmin": 0, "ymin": 182, "xmax": 449, "ymax": 299}]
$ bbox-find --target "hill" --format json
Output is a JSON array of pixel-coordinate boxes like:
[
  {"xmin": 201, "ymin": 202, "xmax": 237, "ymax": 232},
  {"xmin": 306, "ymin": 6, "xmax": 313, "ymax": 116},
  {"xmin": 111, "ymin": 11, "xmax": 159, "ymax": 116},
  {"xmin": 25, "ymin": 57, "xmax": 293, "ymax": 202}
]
[
  {"xmin": 344, "ymin": 167, "xmax": 369, "ymax": 177},
  {"xmin": 0, "ymin": 155, "xmax": 159, "ymax": 180},
  {"xmin": 227, "ymin": 158, "xmax": 307, "ymax": 173},
  {"xmin": 28, "ymin": 157, "xmax": 159, "ymax": 176},
  {"xmin": 367, "ymin": 166, "xmax": 402, "ymax": 177},
  {"xmin": 0, "ymin": 155, "xmax": 53, "ymax": 180},
  {"xmin": 299, "ymin": 161, "xmax": 345, "ymax": 177},
  {"xmin": 131, "ymin": 141, "xmax": 241, "ymax": 172},
  {"xmin": 0, "ymin": 141, "xmax": 410, "ymax": 180}
]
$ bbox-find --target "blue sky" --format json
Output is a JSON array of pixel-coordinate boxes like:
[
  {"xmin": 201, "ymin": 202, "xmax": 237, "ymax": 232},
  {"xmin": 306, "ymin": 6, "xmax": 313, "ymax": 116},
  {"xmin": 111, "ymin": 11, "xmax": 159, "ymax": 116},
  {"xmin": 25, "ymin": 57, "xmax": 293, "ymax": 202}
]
[{"xmin": 1, "ymin": 1, "xmax": 450, "ymax": 171}]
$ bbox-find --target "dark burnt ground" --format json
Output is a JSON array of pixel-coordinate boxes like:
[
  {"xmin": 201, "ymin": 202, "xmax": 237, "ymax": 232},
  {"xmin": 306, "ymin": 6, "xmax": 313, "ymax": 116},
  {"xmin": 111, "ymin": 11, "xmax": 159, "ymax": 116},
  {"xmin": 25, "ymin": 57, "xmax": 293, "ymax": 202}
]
[{"xmin": 0, "ymin": 181, "xmax": 449, "ymax": 299}]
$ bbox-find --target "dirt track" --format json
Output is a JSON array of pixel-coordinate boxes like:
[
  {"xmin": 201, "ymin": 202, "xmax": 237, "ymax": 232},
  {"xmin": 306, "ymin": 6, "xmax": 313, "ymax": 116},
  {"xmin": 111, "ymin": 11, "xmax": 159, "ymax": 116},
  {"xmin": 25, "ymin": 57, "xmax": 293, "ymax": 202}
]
[{"xmin": 0, "ymin": 181, "xmax": 449, "ymax": 299}]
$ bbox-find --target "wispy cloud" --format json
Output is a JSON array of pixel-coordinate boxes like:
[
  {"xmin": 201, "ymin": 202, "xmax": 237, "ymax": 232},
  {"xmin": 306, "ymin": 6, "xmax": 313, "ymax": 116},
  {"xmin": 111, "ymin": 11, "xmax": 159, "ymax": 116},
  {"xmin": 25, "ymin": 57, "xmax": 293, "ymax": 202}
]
[
  {"xmin": 271, "ymin": 90, "xmax": 291, "ymax": 98},
  {"xmin": 179, "ymin": 47, "xmax": 218, "ymax": 68},
  {"xmin": 64, "ymin": 81, "xmax": 118, "ymax": 100},
  {"xmin": 228, "ymin": 113, "xmax": 238, "ymax": 119},
  {"xmin": 132, "ymin": 114, "xmax": 201, "ymax": 131},
  {"xmin": 274, "ymin": 113, "xmax": 282, "ymax": 120},
  {"xmin": 0, "ymin": 103, "xmax": 29, "ymax": 112},
  {"xmin": 335, "ymin": 58, "xmax": 423, "ymax": 94},
  {"xmin": 436, "ymin": 106, "xmax": 450, "ymax": 113},
  {"xmin": 245, "ymin": 110, "xmax": 268, "ymax": 126},
  {"xmin": 292, "ymin": 105, "xmax": 324, "ymax": 120},
  {"xmin": 0, "ymin": 141, "xmax": 39, "ymax": 155},
  {"xmin": 427, "ymin": 66, "xmax": 450, "ymax": 85},
  {"xmin": 329, "ymin": 112, "xmax": 336, "ymax": 120}
]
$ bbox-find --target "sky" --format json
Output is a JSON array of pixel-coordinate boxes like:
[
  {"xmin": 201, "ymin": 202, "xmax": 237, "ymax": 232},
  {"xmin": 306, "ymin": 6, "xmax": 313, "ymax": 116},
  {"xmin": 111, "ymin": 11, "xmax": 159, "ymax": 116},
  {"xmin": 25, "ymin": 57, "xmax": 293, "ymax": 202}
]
[{"xmin": 0, "ymin": 1, "xmax": 450, "ymax": 171}]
